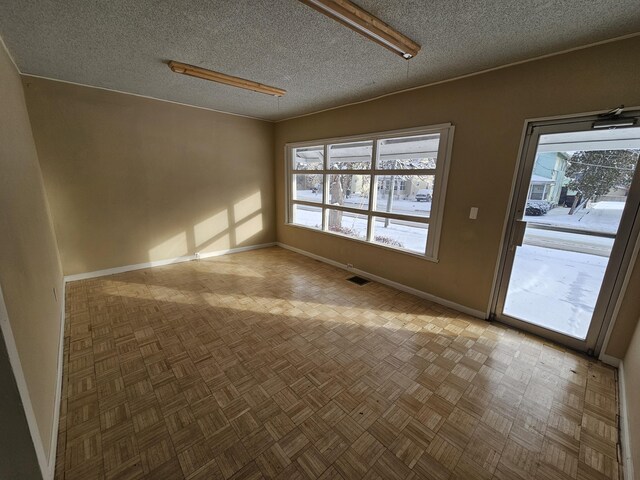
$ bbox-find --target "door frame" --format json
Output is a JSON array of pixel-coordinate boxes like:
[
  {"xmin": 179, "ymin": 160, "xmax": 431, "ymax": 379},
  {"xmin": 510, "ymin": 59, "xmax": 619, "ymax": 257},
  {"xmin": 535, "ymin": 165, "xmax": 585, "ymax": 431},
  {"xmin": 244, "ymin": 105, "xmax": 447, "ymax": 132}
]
[{"xmin": 489, "ymin": 109, "xmax": 640, "ymax": 355}]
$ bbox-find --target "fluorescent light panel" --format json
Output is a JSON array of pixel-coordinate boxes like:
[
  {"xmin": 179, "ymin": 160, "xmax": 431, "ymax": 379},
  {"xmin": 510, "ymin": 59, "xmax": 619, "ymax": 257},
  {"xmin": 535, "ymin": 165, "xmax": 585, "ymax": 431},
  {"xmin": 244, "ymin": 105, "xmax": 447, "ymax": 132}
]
[
  {"xmin": 168, "ymin": 61, "xmax": 286, "ymax": 97},
  {"xmin": 299, "ymin": 0, "xmax": 420, "ymax": 59}
]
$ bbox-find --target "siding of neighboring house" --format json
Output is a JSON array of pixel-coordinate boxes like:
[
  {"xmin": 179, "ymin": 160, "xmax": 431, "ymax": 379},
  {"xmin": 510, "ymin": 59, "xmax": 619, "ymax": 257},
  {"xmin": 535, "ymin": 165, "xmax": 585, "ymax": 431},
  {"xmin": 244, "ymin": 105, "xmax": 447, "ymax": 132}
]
[{"xmin": 529, "ymin": 152, "xmax": 568, "ymax": 204}]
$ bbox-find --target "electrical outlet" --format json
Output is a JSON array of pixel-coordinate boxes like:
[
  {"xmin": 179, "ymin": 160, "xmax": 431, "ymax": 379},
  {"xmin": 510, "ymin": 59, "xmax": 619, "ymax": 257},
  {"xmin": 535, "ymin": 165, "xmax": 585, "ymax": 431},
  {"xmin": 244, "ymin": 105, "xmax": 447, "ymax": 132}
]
[{"xmin": 195, "ymin": 252, "xmax": 201, "ymax": 260}]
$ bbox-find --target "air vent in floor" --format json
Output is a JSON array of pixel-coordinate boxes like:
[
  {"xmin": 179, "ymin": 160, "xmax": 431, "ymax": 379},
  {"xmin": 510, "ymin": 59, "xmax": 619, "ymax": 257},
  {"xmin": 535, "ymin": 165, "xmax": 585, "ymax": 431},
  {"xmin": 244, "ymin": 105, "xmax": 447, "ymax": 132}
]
[{"xmin": 347, "ymin": 276, "xmax": 370, "ymax": 286}]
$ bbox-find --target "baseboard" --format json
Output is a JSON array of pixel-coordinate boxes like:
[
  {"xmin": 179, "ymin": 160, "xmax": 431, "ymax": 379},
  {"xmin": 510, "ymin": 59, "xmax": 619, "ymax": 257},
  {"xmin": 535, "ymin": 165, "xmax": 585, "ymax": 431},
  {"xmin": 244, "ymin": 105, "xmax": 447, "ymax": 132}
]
[
  {"xmin": 276, "ymin": 242, "xmax": 486, "ymax": 319},
  {"xmin": 64, "ymin": 242, "xmax": 276, "ymax": 282},
  {"xmin": 47, "ymin": 281, "xmax": 65, "ymax": 480},
  {"xmin": 618, "ymin": 361, "xmax": 635, "ymax": 480},
  {"xmin": 0, "ymin": 285, "xmax": 51, "ymax": 479},
  {"xmin": 197, "ymin": 242, "xmax": 276, "ymax": 260},
  {"xmin": 599, "ymin": 352, "xmax": 621, "ymax": 368}
]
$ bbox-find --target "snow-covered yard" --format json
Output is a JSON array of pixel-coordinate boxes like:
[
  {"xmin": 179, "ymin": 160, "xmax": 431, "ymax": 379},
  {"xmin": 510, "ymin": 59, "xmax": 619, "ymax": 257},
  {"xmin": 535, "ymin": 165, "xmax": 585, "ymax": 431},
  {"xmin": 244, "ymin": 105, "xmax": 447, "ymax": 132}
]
[
  {"xmin": 504, "ymin": 245, "xmax": 608, "ymax": 339},
  {"xmin": 292, "ymin": 205, "xmax": 428, "ymax": 253},
  {"xmin": 505, "ymin": 202, "xmax": 626, "ymax": 338}
]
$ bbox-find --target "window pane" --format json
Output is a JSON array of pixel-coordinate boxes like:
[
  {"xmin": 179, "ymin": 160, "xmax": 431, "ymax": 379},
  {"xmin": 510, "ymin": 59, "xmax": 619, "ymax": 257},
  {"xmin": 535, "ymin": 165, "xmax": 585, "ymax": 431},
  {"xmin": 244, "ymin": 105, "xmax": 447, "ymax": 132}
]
[
  {"xmin": 528, "ymin": 184, "xmax": 546, "ymax": 201},
  {"xmin": 377, "ymin": 134, "xmax": 439, "ymax": 170},
  {"xmin": 292, "ymin": 204, "xmax": 322, "ymax": 229},
  {"xmin": 293, "ymin": 145, "xmax": 324, "ymax": 170},
  {"xmin": 329, "ymin": 141, "xmax": 372, "ymax": 170},
  {"xmin": 327, "ymin": 174, "xmax": 370, "ymax": 210},
  {"xmin": 293, "ymin": 174, "xmax": 324, "ymax": 203},
  {"xmin": 374, "ymin": 175, "xmax": 434, "ymax": 217},
  {"xmin": 326, "ymin": 209, "xmax": 368, "ymax": 240},
  {"xmin": 372, "ymin": 217, "xmax": 428, "ymax": 254}
]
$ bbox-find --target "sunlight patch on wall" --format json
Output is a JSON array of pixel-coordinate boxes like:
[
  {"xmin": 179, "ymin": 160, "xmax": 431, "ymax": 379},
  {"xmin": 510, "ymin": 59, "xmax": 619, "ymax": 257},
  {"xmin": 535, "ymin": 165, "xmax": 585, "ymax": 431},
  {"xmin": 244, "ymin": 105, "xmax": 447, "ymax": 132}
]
[
  {"xmin": 235, "ymin": 213, "xmax": 263, "ymax": 244},
  {"xmin": 194, "ymin": 210, "xmax": 229, "ymax": 247},
  {"xmin": 234, "ymin": 192, "xmax": 262, "ymax": 222},
  {"xmin": 199, "ymin": 234, "xmax": 231, "ymax": 254},
  {"xmin": 148, "ymin": 231, "xmax": 188, "ymax": 262}
]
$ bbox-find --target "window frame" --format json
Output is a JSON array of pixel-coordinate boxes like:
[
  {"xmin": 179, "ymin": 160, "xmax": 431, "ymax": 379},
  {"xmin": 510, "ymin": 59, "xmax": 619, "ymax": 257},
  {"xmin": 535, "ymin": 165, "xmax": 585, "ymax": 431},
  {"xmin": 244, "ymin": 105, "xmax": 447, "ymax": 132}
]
[{"xmin": 285, "ymin": 124, "xmax": 454, "ymax": 261}]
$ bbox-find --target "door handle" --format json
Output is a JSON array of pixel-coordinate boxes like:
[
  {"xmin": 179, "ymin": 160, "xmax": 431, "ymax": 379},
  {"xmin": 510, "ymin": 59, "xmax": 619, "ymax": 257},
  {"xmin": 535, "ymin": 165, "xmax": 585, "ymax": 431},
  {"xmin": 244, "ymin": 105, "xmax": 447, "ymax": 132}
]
[{"xmin": 512, "ymin": 219, "xmax": 527, "ymax": 249}]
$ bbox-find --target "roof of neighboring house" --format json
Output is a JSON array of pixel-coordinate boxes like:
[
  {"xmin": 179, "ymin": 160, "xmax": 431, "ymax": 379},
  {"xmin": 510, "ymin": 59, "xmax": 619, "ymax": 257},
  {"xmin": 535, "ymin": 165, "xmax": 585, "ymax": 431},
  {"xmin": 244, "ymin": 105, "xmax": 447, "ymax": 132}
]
[{"xmin": 531, "ymin": 174, "xmax": 554, "ymax": 183}]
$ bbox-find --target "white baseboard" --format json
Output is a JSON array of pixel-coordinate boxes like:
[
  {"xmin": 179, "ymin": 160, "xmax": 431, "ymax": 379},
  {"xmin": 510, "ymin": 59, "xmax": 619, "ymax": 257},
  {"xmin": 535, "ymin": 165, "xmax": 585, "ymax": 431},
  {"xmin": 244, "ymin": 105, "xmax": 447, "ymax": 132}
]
[
  {"xmin": 276, "ymin": 242, "xmax": 486, "ymax": 319},
  {"xmin": 64, "ymin": 242, "xmax": 276, "ymax": 282},
  {"xmin": 0, "ymin": 285, "xmax": 51, "ymax": 479},
  {"xmin": 197, "ymin": 242, "xmax": 276, "ymax": 260},
  {"xmin": 618, "ymin": 361, "xmax": 635, "ymax": 480},
  {"xmin": 47, "ymin": 281, "xmax": 65, "ymax": 480},
  {"xmin": 599, "ymin": 352, "xmax": 621, "ymax": 368}
]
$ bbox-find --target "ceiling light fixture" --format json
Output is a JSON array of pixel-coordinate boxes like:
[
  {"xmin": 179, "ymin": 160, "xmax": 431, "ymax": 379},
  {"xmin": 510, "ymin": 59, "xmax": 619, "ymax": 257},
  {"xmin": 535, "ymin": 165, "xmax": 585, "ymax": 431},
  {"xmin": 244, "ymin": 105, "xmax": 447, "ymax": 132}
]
[
  {"xmin": 168, "ymin": 61, "xmax": 286, "ymax": 97},
  {"xmin": 298, "ymin": 0, "xmax": 420, "ymax": 59}
]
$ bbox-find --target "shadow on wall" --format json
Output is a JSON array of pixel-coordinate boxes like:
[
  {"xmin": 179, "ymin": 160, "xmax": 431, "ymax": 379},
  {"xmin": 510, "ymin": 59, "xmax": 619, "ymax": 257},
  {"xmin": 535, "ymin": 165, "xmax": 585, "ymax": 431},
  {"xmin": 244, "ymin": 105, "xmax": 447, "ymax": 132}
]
[{"xmin": 148, "ymin": 191, "xmax": 265, "ymax": 263}]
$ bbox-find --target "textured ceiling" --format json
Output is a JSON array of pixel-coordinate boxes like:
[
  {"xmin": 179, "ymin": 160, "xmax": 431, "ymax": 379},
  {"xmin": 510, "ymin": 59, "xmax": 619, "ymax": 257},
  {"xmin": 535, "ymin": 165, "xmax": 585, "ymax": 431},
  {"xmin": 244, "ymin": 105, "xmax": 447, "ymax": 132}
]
[{"xmin": 1, "ymin": 0, "xmax": 640, "ymax": 121}]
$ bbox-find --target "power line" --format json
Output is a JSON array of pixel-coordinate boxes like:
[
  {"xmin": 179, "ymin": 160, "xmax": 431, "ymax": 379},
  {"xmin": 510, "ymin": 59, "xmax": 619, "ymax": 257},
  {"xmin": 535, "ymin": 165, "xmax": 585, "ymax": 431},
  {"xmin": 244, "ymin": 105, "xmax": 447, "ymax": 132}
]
[{"xmin": 568, "ymin": 160, "xmax": 636, "ymax": 171}]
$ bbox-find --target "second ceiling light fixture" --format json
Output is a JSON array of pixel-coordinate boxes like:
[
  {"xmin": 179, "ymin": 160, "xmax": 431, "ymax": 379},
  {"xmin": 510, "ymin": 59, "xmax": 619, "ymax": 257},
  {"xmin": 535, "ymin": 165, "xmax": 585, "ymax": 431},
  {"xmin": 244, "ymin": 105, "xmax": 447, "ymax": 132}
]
[
  {"xmin": 168, "ymin": 0, "xmax": 421, "ymax": 96},
  {"xmin": 298, "ymin": 0, "xmax": 421, "ymax": 59}
]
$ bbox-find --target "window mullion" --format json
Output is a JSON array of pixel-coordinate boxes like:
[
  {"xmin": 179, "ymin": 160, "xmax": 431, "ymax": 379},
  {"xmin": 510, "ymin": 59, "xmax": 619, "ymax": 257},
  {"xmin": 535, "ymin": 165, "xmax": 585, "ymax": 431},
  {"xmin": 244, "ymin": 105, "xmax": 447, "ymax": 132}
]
[
  {"xmin": 322, "ymin": 169, "xmax": 374, "ymax": 175},
  {"xmin": 322, "ymin": 145, "xmax": 328, "ymax": 230},
  {"xmin": 292, "ymin": 199, "xmax": 324, "ymax": 208},
  {"xmin": 377, "ymin": 168, "xmax": 436, "ymax": 176},
  {"xmin": 366, "ymin": 140, "xmax": 378, "ymax": 242},
  {"xmin": 371, "ymin": 211, "xmax": 430, "ymax": 223}
]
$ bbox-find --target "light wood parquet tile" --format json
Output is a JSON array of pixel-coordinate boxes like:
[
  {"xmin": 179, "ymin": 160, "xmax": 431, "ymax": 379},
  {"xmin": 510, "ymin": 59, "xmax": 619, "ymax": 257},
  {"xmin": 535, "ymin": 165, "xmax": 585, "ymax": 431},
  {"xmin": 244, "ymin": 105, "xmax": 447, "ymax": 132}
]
[{"xmin": 55, "ymin": 246, "xmax": 621, "ymax": 479}]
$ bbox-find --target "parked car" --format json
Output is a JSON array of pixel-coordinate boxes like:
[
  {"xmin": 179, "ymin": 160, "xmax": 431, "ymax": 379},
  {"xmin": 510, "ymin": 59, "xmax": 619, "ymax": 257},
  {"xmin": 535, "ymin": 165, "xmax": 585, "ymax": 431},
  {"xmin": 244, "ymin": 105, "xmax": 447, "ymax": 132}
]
[
  {"xmin": 525, "ymin": 201, "xmax": 551, "ymax": 216},
  {"xmin": 415, "ymin": 189, "xmax": 432, "ymax": 202}
]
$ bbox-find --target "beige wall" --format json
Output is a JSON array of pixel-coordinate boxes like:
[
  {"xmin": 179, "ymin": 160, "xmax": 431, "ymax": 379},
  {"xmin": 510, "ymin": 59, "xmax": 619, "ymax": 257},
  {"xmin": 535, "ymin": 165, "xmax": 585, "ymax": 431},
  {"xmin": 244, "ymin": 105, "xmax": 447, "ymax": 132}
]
[
  {"xmin": 607, "ymin": 257, "xmax": 640, "ymax": 356},
  {"xmin": 623, "ymin": 316, "xmax": 640, "ymax": 476},
  {"xmin": 275, "ymin": 36, "xmax": 640, "ymax": 358},
  {"xmin": 24, "ymin": 77, "xmax": 275, "ymax": 276},
  {"xmin": 0, "ymin": 42, "xmax": 63, "ymax": 465}
]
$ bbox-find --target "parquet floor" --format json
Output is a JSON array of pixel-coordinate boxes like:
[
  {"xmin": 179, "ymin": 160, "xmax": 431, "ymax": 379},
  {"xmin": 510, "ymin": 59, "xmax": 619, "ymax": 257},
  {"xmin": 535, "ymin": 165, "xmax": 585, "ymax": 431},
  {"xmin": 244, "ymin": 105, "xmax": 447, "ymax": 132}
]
[{"xmin": 55, "ymin": 246, "xmax": 621, "ymax": 480}]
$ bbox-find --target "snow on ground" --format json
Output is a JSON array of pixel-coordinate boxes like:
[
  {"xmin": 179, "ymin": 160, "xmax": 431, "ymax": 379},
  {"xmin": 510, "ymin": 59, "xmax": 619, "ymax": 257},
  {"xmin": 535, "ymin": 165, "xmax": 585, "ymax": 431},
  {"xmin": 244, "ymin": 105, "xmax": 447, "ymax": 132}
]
[
  {"xmin": 511, "ymin": 203, "xmax": 624, "ymax": 337},
  {"xmin": 503, "ymin": 244, "xmax": 608, "ymax": 339},
  {"xmin": 293, "ymin": 205, "xmax": 427, "ymax": 253},
  {"xmin": 524, "ymin": 201, "xmax": 624, "ymax": 234}
]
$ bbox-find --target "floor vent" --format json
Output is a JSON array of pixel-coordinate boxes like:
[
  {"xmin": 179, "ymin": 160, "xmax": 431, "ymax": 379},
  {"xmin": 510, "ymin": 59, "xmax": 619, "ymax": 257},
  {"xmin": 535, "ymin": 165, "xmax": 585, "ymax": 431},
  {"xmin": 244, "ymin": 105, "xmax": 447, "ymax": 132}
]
[{"xmin": 347, "ymin": 276, "xmax": 370, "ymax": 286}]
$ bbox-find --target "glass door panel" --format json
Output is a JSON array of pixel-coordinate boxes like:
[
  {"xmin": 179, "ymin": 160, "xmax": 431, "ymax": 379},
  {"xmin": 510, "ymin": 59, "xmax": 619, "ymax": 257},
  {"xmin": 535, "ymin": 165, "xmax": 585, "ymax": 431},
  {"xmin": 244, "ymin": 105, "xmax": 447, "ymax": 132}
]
[{"xmin": 496, "ymin": 120, "xmax": 640, "ymax": 350}]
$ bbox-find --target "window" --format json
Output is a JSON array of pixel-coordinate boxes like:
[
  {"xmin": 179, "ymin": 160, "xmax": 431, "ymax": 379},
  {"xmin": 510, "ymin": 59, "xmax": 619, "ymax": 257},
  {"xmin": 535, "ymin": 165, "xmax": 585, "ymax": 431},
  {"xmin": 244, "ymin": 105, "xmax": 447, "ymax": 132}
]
[
  {"xmin": 529, "ymin": 184, "xmax": 546, "ymax": 200},
  {"xmin": 286, "ymin": 125, "xmax": 454, "ymax": 259}
]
